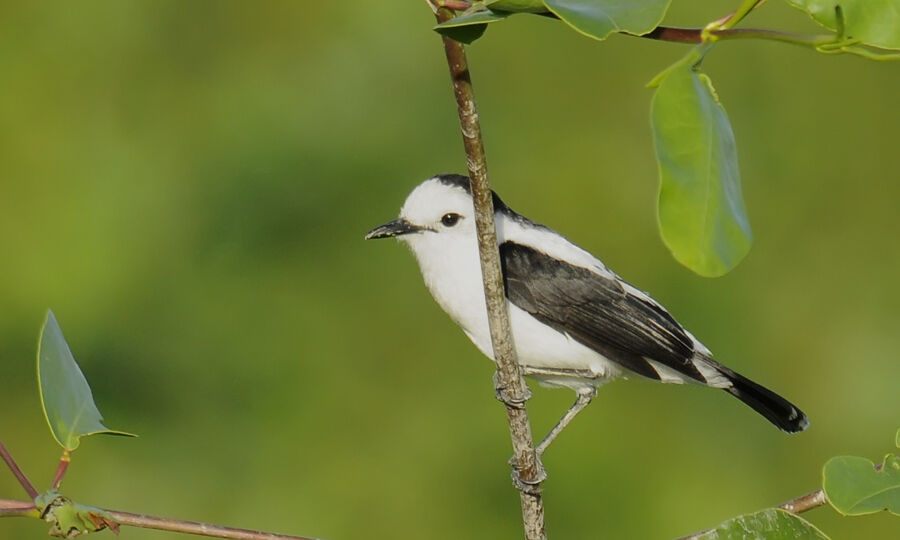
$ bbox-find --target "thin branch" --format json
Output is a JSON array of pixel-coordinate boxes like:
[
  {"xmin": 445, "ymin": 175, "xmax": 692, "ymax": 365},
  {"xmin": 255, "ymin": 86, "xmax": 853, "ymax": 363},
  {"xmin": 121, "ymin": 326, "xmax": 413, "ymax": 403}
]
[
  {"xmin": 104, "ymin": 509, "xmax": 321, "ymax": 540},
  {"xmin": 0, "ymin": 499, "xmax": 39, "ymax": 518},
  {"xmin": 676, "ymin": 488, "xmax": 828, "ymax": 539},
  {"xmin": 0, "ymin": 497, "xmax": 319, "ymax": 540},
  {"xmin": 716, "ymin": 0, "xmax": 767, "ymax": 31},
  {"xmin": 430, "ymin": 2, "xmax": 546, "ymax": 539},
  {"xmin": 0, "ymin": 440, "xmax": 39, "ymax": 499},
  {"xmin": 50, "ymin": 450, "xmax": 70, "ymax": 491},
  {"xmin": 777, "ymin": 488, "xmax": 827, "ymax": 514},
  {"xmin": 433, "ymin": 0, "xmax": 836, "ymax": 49}
]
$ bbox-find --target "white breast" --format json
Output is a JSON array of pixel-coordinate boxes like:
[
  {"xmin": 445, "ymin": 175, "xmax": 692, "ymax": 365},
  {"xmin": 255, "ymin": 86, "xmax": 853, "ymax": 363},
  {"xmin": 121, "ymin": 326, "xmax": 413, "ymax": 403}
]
[{"xmin": 407, "ymin": 226, "xmax": 621, "ymax": 391}]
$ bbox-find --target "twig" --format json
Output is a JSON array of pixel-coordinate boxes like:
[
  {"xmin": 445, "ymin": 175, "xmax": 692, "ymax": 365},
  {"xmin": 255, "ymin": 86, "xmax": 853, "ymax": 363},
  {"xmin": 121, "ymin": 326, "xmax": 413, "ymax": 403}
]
[
  {"xmin": 0, "ymin": 497, "xmax": 319, "ymax": 540},
  {"xmin": 50, "ymin": 450, "xmax": 70, "ymax": 491},
  {"xmin": 104, "ymin": 509, "xmax": 321, "ymax": 540},
  {"xmin": 676, "ymin": 488, "xmax": 828, "ymax": 539},
  {"xmin": 434, "ymin": 0, "xmax": 835, "ymax": 49},
  {"xmin": 430, "ymin": 2, "xmax": 546, "ymax": 539},
  {"xmin": 0, "ymin": 499, "xmax": 38, "ymax": 518},
  {"xmin": 0, "ymin": 440, "xmax": 39, "ymax": 499},
  {"xmin": 777, "ymin": 488, "xmax": 827, "ymax": 514}
]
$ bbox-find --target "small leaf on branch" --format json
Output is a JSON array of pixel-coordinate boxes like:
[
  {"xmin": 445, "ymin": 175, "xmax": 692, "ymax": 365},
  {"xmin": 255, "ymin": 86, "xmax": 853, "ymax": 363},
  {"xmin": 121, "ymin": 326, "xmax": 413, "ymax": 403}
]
[
  {"xmin": 786, "ymin": 0, "xmax": 900, "ymax": 50},
  {"xmin": 434, "ymin": 8, "xmax": 510, "ymax": 44},
  {"xmin": 37, "ymin": 310, "xmax": 136, "ymax": 451},
  {"xmin": 649, "ymin": 47, "xmax": 752, "ymax": 277},
  {"xmin": 544, "ymin": 0, "xmax": 672, "ymax": 41},
  {"xmin": 823, "ymin": 453, "xmax": 900, "ymax": 516},
  {"xmin": 36, "ymin": 492, "xmax": 120, "ymax": 538},
  {"xmin": 694, "ymin": 508, "xmax": 829, "ymax": 539}
]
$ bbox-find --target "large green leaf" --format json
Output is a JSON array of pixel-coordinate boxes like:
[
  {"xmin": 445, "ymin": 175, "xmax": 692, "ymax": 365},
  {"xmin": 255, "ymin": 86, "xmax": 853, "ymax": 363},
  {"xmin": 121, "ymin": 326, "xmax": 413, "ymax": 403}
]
[
  {"xmin": 695, "ymin": 508, "xmax": 829, "ymax": 539},
  {"xmin": 433, "ymin": 8, "xmax": 510, "ymax": 45},
  {"xmin": 823, "ymin": 453, "xmax": 900, "ymax": 515},
  {"xmin": 786, "ymin": 0, "xmax": 900, "ymax": 50},
  {"xmin": 37, "ymin": 310, "xmax": 135, "ymax": 451},
  {"xmin": 544, "ymin": 0, "xmax": 671, "ymax": 40},
  {"xmin": 649, "ymin": 48, "xmax": 752, "ymax": 277}
]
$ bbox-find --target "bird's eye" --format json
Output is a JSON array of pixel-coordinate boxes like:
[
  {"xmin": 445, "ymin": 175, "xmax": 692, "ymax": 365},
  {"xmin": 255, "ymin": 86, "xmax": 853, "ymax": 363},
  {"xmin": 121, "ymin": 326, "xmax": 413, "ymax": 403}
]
[{"xmin": 441, "ymin": 213, "xmax": 462, "ymax": 227}]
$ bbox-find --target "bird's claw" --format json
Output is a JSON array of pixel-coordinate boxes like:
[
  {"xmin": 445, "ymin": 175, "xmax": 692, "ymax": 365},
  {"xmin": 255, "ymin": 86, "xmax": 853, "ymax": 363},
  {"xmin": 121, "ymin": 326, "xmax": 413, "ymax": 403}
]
[
  {"xmin": 493, "ymin": 372, "xmax": 532, "ymax": 409},
  {"xmin": 508, "ymin": 452, "xmax": 547, "ymax": 494}
]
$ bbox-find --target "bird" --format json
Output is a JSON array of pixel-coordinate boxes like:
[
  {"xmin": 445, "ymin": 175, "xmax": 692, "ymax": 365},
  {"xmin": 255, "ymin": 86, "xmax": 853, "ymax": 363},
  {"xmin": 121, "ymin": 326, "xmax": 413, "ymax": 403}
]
[{"xmin": 366, "ymin": 173, "xmax": 809, "ymax": 457}]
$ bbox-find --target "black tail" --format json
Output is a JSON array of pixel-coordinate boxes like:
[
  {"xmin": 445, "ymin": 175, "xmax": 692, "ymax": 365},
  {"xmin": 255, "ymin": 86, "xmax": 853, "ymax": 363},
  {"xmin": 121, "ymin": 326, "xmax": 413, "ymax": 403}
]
[{"xmin": 721, "ymin": 369, "xmax": 809, "ymax": 433}]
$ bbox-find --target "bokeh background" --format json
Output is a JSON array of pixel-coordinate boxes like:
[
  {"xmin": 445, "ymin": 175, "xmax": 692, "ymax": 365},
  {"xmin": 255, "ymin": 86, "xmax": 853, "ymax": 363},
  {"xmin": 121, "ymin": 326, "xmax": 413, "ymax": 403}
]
[{"xmin": 1, "ymin": 1, "xmax": 897, "ymax": 539}]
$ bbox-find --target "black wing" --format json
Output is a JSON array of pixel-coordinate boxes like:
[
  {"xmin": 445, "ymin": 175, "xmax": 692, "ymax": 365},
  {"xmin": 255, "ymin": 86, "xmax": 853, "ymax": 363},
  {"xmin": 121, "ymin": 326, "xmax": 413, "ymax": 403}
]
[{"xmin": 500, "ymin": 242, "xmax": 706, "ymax": 382}]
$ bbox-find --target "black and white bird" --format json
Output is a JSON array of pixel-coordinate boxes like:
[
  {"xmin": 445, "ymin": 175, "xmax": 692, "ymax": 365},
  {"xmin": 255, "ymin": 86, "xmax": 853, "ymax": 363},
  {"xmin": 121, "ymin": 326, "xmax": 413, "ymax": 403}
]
[{"xmin": 366, "ymin": 174, "xmax": 808, "ymax": 456}]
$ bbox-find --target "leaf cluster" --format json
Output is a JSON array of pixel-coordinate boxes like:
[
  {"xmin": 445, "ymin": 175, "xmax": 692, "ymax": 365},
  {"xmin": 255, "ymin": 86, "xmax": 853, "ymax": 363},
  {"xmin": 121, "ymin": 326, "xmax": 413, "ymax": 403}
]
[{"xmin": 435, "ymin": 0, "xmax": 900, "ymax": 275}]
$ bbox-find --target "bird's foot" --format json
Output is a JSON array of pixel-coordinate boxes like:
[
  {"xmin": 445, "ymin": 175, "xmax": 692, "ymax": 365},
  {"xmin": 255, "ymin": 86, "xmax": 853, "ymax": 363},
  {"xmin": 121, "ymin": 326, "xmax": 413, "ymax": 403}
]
[
  {"xmin": 493, "ymin": 372, "xmax": 532, "ymax": 409},
  {"xmin": 508, "ymin": 452, "xmax": 547, "ymax": 495}
]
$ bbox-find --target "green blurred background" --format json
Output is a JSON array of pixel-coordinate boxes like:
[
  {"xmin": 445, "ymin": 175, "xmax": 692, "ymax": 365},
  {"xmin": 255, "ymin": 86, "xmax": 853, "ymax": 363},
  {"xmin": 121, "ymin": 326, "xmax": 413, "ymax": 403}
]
[{"xmin": 1, "ymin": 1, "xmax": 897, "ymax": 538}]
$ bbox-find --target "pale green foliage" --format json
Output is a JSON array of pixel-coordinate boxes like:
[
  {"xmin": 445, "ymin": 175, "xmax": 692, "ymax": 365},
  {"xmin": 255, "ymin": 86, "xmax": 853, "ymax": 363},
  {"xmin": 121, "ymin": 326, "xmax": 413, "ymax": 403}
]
[
  {"xmin": 37, "ymin": 311, "xmax": 135, "ymax": 451},
  {"xmin": 649, "ymin": 48, "xmax": 751, "ymax": 277},
  {"xmin": 823, "ymin": 454, "xmax": 900, "ymax": 516},
  {"xmin": 543, "ymin": 0, "xmax": 671, "ymax": 40},
  {"xmin": 696, "ymin": 508, "xmax": 829, "ymax": 540},
  {"xmin": 787, "ymin": 0, "xmax": 900, "ymax": 50}
]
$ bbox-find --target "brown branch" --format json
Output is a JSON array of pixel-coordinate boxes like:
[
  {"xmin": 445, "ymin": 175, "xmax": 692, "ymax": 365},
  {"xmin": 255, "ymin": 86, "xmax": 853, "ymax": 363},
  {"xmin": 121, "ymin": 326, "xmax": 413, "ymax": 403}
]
[
  {"xmin": 0, "ymin": 497, "xmax": 319, "ymax": 540},
  {"xmin": 50, "ymin": 450, "xmax": 70, "ymax": 491},
  {"xmin": 433, "ymin": 1, "xmax": 828, "ymax": 47},
  {"xmin": 430, "ymin": 2, "xmax": 546, "ymax": 539},
  {"xmin": 641, "ymin": 26, "xmax": 702, "ymax": 44},
  {"xmin": 0, "ymin": 499, "xmax": 38, "ymax": 517},
  {"xmin": 777, "ymin": 488, "xmax": 827, "ymax": 514},
  {"xmin": 104, "ymin": 509, "xmax": 321, "ymax": 540},
  {"xmin": 0, "ymin": 440, "xmax": 39, "ymax": 499}
]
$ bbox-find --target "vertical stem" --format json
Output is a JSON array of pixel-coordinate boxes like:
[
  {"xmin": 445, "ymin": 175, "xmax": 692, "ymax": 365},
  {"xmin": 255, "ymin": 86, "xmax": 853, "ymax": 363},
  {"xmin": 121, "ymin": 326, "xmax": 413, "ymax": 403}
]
[
  {"xmin": 0, "ymin": 440, "xmax": 39, "ymax": 499},
  {"xmin": 50, "ymin": 450, "xmax": 71, "ymax": 491},
  {"xmin": 718, "ymin": 0, "xmax": 766, "ymax": 31},
  {"xmin": 430, "ymin": 4, "xmax": 546, "ymax": 539}
]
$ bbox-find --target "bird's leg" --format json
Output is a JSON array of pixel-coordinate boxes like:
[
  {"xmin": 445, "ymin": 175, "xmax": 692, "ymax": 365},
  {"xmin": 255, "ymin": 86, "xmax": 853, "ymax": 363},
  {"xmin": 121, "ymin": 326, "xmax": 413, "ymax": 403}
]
[{"xmin": 535, "ymin": 386, "xmax": 597, "ymax": 457}]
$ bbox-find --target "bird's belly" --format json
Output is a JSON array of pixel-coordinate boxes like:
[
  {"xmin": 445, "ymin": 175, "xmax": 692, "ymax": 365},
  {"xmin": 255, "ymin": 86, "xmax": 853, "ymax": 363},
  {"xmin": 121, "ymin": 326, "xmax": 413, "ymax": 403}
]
[{"xmin": 459, "ymin": 302, "xmax": 623, "ymax": 390}]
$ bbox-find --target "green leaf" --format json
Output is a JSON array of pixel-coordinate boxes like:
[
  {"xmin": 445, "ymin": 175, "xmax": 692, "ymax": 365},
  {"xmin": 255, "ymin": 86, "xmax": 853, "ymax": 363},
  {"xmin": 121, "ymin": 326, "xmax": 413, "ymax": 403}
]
[
  {"xmin": 649, "ymin": 48, "xmax": 752, "ymax": 277},
  {"xmin": 823, "ymin": 454, "xmax": 900, "ymax": 515},
  {"xmin": 786, "ymin": 0, "xmax": 900, "ymax": 50},
  {"xmin": 37, "ymin": 310, "xmax": 135, "ymax": 451},
  {"xmin": 695, "ymin": 508, "xmax": 829, "ymax": 539},
  {"xmin": 434, "ymin": 8, "xmax": 510, "ymax": 44},
  {"xmin": 485, "ymin": 0, "xmax": 548, "ymax": 12},
  {"xmin": 544, "ymin": 0, "xmax": 671, "ymax": 41}
]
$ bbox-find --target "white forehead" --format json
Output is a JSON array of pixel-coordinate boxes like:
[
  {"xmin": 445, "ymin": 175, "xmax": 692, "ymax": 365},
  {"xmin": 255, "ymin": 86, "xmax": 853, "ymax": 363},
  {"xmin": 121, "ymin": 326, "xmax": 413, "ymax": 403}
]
[{"xmin": 400, "ymin": 177, "xmax": 474, "ymax": 223}]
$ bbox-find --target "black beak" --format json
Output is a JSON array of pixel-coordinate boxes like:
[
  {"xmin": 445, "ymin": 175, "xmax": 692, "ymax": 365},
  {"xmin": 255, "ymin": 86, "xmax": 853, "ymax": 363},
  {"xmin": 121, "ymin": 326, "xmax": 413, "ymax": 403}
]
[{"xmin": 365, "ymin": 218, "xmax": 425, "ymax": 240}]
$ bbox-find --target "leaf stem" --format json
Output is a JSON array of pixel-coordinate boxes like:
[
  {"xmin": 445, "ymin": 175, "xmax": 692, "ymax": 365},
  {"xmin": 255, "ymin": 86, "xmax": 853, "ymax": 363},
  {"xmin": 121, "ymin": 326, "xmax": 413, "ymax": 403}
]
[
  {"xmin": 430, "ymin": 2, "xmax": 546, "ymax": 539},
  {"xmin": 50, "ymin": 450, "xmax": 70, "ymax": 491},
  {"xmin": 717, "ymin": 0, "xmax": 767, "ymax": 31},
  {"xmin": 0, "ymin": 440, "xmax": 39, "ymax": 499}
]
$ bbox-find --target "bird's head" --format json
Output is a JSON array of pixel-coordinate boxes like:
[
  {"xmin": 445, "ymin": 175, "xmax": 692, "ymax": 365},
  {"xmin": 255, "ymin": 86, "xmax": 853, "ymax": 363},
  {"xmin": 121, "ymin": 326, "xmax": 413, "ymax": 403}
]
[{"xmin": 365, "ymin": 174, "xmax": 478, "ymax": 250}]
